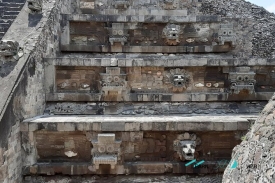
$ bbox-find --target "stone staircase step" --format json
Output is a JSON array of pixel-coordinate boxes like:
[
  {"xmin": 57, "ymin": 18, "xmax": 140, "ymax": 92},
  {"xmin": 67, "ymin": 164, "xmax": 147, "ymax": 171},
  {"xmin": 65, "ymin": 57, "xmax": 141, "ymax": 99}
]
[{"xmin": 4, "ymin": 11, "xmax": 20, "ymax": 16}]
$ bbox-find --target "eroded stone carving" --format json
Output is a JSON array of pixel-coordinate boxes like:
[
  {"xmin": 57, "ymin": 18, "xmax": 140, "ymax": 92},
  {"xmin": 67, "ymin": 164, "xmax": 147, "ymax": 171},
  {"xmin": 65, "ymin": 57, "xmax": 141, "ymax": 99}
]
[
  {"xmin": 0, "ymin": 40, "xmax": 19, "ymax": 57},
  {"xmin": 91, "ymin": 134, "xmax": 122, "ymax": 169},
  {"xmin": 165, "ymin": 68, "xmax": 190, "ymax": 92},
  {"xmin": 162, "ymin": 24, "xmax": 182, "ymax": 45},
  {"xmin": 109, "ymin": 23, "xmax": 128, "ymax": 45},
  {"xmin": 0, "ymin": 40, "xmax": 22, "ymax": 63},
  {"xmin": 228, "ymin": 67, "xmax": 256, "ymax": 94},
  {"xmin": 173, "ymin": 132, "xmax": 201, "ymax": 161},
  {"xmin": 27, "ymin": 0, "xmax": 42, "ymax": 12},
  {"xmin": 218, "ymin": 24, "xmax": 236, "ymax": 47},
  {"xmin": 112, "ymin": 0, "xmax": 130, "ymax": 9}
]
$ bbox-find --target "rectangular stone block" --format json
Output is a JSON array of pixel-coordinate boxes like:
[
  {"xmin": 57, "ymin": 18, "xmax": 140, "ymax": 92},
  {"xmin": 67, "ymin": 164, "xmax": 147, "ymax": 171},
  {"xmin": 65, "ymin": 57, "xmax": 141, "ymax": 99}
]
[
  {"xmin": 98, "ymin": 134, "xmax": 115, "ymax": 144},
  {"xmin": 213, "ymin": 122, "xmax": 224, "ymax": 131},
  {"xmin": 93, "ymin": 122, "xmax": 101, "ymax": 131},
  {"xmin": 152, "ymin": 122, "xmax": 167, "ymax": 131},
  {"xmin": 166, "ymin": 122, "xmax": 177, "ymax": 131},
  {"xmin": 140, "ymin": 122, "xmax": 152, "ymax": 131},
  {"xmin": 224, "ymin": 122, "xmax": 238, "ymax": 131},
  {"xmin": 28, "ymin": 123, "xmax": 38, "ymax": 132},
  {"xmin": 178, "ymin": 122, "xmax": 214, "ymax": 131},
  {"xmin": 63, "ymin": 123, "xmax": 76, "ymax": 131},
  {"xmin": 57, "ymin": 123, "xmax": 65, "ymax": 131},
  {"xmin": 101, "ymin": 122, "xmax": 125, "ymax": 131},
  {"xmin": 125, "ymin": 122, "xmax": 140, "ymax": 131}
]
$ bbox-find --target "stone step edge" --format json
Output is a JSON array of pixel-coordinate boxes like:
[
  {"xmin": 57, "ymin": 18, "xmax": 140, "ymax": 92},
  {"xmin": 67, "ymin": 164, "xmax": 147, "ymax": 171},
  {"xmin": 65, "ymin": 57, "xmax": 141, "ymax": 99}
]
[{"xmin": 21, "ymin": 115, "xmax": 257, "ymax": 132}]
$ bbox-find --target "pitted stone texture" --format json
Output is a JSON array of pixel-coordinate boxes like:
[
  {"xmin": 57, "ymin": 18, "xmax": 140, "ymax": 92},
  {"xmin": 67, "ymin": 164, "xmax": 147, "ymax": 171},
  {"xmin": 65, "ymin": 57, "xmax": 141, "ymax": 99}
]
[
  {"xmin": 23, "ymin": 175, "xmax": 223, "ymax": 183},
  {"xmin": 200, "ymin": 0, "xmax": 275, "ymax": 58},
  {"xmin": 223, "ymin": 94, "xmax": 275, "ymax": 183}
]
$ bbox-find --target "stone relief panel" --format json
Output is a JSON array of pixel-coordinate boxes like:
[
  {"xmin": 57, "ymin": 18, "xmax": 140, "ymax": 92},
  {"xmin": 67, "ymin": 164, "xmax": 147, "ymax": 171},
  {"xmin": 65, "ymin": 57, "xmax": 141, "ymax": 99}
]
[
  {"xmin": 64, "ymin": 22, "xmax": 237, "ymax": 53},
  {"xmin": 91, "ymin": 134, "xmax": 122, "ymax": 169},
  {"xmin": 56, "ymin": 66, "xmax": 102, "ymax": 93},
  {"xmin": 119, "ymin": 132, "xmax": 241, "ymax": 163},
  {"xmin": 69, "ymin": 22, "xmax": 107, "ymax": 46},
  {"xmin": 127, "ymin": 67, "xmax": 193, "ymax": 93},
  {"xmin": 54, "ymin": 66, "xmax": 273, "ymax": 101},
  {"xmin": 45, "ymin": 102, "xmax": 267, "ymax": 115},
  {"xmin": 78, "ymin": 0, "xmax": 201, "ymax": 13},
  {"xmin": 35, "ymin": 131, "xmax": 91, "ymax": 162}
]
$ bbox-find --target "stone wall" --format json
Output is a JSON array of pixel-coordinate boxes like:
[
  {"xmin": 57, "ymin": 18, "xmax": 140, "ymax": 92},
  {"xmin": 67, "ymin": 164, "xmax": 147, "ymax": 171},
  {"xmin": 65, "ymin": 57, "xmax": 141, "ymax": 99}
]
[
  {"xmin": 222, "ymin": 94, "xmax": 275, "ymax": 182},
  {"xmin": 0, "ymin": 0, "xmax": 26, "ymax": 40},
  {"xmin": 0, "ymin": 0, "xmax": 71, "ymax": 182}
]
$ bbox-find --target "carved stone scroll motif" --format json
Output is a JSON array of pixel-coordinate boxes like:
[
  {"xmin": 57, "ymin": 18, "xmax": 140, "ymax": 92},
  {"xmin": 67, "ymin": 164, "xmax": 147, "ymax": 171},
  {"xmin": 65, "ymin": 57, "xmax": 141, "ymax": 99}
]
[
  {"xmin": 228, "ymin": 67, "xmax": 256, "ymax": 94},
  {"xmin": 91, "ymin": 134, "xmax": 122, "ymax": 169}
]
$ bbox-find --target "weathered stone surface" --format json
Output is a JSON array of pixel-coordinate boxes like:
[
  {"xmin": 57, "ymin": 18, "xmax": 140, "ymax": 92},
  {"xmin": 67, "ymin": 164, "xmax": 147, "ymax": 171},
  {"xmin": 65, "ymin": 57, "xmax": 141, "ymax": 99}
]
[
  {"xmin": 223, "ymin": 94, "xmax": 275, "ymax": 182},
  {"xmin": 1, "ymin": 0, "xmax": 275, "ymax": 181}
]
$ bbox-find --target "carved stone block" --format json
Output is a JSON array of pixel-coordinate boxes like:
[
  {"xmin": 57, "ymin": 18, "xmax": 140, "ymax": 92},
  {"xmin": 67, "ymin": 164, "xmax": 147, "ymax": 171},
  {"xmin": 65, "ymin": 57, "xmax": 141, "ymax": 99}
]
[
  {"xmin": 109, "ymin": 23, "xmax": 128, "ymax": 46},
  {"xmin": 228, "ymin": 67, "xmax": 256, "ymax": 94},
  {"xmin": 91, "ymin": 134, "xmax": 122, "ymax": 169},
  {"xmin": 218, "ymin": 24, "xmax": 236, "ymax": 47},
  {"xmin": 100, "ymin": 67, "xmax": 127, "ymax": 101}
]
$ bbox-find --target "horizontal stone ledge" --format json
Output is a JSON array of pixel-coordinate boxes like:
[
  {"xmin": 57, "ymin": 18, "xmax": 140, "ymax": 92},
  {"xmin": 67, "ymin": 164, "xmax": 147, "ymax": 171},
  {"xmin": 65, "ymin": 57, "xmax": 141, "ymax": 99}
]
[
  {"xmin": 63, "ymin": 14, "xmax": 221, "ymax": 23},
  {"xmin": 46, "ymin": 92, "xmax": 274, "ymax": 102},
  {"xmin": 21, "ymin": 115, "xmax": 256, "ymax": 132},
  {"xmin": 22, "ymin": 161, "xmax": 225, "ymax": 175},
  {"xmin": 45, "ymin": 57, "xmax": 275, "ymax": 67}
]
